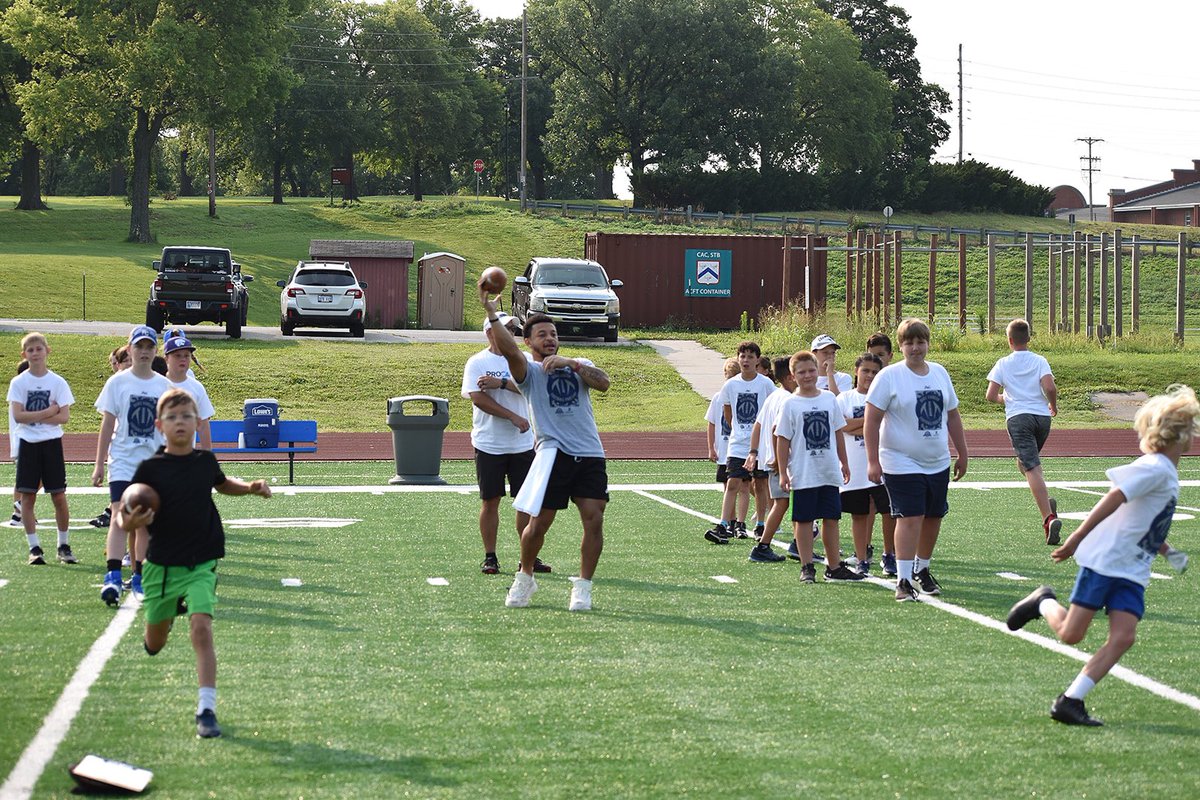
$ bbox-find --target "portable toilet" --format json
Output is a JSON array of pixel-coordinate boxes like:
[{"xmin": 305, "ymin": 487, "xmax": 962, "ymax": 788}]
[{"xmin": 417, "ymin": 252, "xmax": 465, "ymax": 330}]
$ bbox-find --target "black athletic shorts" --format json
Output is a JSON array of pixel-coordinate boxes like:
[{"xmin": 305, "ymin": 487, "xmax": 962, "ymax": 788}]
[
  {"xmin": 15, "ymin": 438, "xmax": 67, "ymax": 495},
  {"xmin": 474, "ymin": 448, "xmax": 535, "ymax": 500},
  {"xmin": 726, "ymin": 455, "xmax": 768, "ymax": 481},
  {"xmin": 840, "ymin": 484, "xmax": 891, "ymax": 516},
  {"xmin": 543, "ymin": 452, "xmax": 609, "ymax": 510}
]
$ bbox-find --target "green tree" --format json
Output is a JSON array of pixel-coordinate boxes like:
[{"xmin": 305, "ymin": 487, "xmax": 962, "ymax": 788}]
[
  {"xmin": 0, "ymin": 0, "xmax": 48, "ymax": 209},
  {"xmin": 530, "ymin": 0, "xmax": 753, "ymax": 206},
  {"xmin": 816, "ymin": 0, "xmax": 951, "ymax": 203},
  {"xmin": 2, "ymin": 0, "xmax": 300, "ymax": 241}
]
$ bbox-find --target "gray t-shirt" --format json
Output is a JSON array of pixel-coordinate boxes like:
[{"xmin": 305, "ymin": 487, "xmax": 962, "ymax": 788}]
[{"xmin": 518, "ymin": 358, "xmax": 604, "ymax": 458}]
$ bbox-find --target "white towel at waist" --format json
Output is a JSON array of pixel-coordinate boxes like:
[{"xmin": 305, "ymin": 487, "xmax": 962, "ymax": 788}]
[{"xmin": 514, "ymin": 444, "xmax": 557, "ymax": 517}]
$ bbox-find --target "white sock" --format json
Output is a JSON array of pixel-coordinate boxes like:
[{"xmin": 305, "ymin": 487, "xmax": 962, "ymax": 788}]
[
  {"xmin": 26, "ymin": 533, "xmax": 41, "ymax": 549},
  {"xmin": 1038, "ymin": 597, "xmax": 1061, "ymax": 619},
  {"xmin": 58, "ymin": 530, "xmax": 70, "ymax": 547},
  {"xmin": 197, "ymin": 686, "xmax": 217, "ymax": 714},
  {"xmin": 898, "ymin": 558, "xmax": 914, "ymax": 582},
  {"xmin": 1065, "ymin": 673, "xmax": 1095, "ymax": 700},
  {"xmin": 914, "ymin": 557, "xmax": 930, "ymax": 573}
]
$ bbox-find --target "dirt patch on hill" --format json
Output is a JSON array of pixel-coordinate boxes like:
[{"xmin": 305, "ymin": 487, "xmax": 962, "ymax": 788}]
[{"xmin": 1090, "ymin": 391, "xmax": 1149, "ymax": 422}]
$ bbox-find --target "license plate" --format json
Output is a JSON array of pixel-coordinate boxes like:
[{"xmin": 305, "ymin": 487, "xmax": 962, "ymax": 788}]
[
  {"xmin": 317, "ymin": 295, "xmax": 333, "ymax": 303},
  {"xmin": 186, "ymin": 300, "xmax": 201, "ymax": 310}
]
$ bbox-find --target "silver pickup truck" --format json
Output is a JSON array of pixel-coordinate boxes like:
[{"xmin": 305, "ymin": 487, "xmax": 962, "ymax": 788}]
[
  {"xmin": 510, "ymin": 257, "xmax": 623, "ymax": 341},
  {"xmin": 145, "ymin": 246, "xmax": 253, "ymax": 338}
]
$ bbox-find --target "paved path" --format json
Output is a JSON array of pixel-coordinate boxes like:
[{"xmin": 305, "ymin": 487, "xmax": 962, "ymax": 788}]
[{"xmin": 641, "ymin": 340, "xmax": 727, "ymax": 399}]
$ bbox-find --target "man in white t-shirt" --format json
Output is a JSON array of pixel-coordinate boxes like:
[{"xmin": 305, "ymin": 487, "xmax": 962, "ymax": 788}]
[
  {"xmin": 704, "ymin": 342, "xmax": 776, "ymax": 543},
  {"xmin": 864, "ymin": 318, "xmax": 969, "ymax": 602},
  {"xmin": 986, "ymin": 318, "xmax": 1060, "ymax": 544},
  {"xmin": 461, "ymin": 313, "xmax": 547, "ymax": 576}
]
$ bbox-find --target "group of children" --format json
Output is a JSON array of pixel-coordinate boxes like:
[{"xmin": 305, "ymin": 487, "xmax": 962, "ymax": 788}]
[
  {"xmin": 8, "ymin": 325, "xmax": 269, "ymax": 738},
  {"xmin": 702, "ymin": 316, "xmax": 1197, "ymax": 726}
]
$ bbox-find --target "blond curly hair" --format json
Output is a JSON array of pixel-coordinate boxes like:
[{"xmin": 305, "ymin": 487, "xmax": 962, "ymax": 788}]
[{"xmin": 1135, "ymin": 384, "xmax": 1200, "ymax": 453}]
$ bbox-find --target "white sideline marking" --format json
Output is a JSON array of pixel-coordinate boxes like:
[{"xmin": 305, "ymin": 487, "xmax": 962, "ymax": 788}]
[
  {"xmin": 1150, "ymin": 572, "xmax": 1173, "ymax": 581},
  {"xmin": 633, "ymin": 490, "xmax": 717, "ymax": 523},
  {"xmin": 426, "ymin": 577, "xmax": 449, "ymax": 586},
  {"xmin": 0, "ymin": 579, "xmax": 7, "ymax": 589},
  {"xmin": 281, "ymin": 578, "xmax": 303, "ymax": 587},
  {"xmin": 635, "ymin": 488, "xmax": 1200, "ymax": 715},
  {"xmin": 0, "ymin": 596, "xmax": 142, "ymax": 800},
  {"xmin": 711, "ymin": 575, "xmax": 738, "ymax": 584}
]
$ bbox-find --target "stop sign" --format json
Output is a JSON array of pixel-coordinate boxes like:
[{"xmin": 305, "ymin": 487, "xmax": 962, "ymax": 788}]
[{"xmin": 473, "ymin": 159, "xmax": 484, "ymax": 174}]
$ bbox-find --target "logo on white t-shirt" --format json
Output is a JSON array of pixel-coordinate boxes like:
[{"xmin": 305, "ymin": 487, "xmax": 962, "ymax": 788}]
[
  {"xmin": 736, "ymin": 392, "xmax": 759, "ymax": 425},
  {"xmin": 802, "ymin": 410, "xmax": 831, "ymax": 452},
  {"xmin": 915, "ymin": 390, "xmax": 943, "ymax": 433}
]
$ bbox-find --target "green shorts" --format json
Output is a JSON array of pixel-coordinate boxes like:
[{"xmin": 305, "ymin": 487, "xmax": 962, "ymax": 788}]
[{"xmin": 142, "ymin": 559, "xmax": 219, "ymax": 625}]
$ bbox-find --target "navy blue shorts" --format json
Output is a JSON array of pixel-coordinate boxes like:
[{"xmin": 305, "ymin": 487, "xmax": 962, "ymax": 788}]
[
  {"xmin": 109, "ymin": 479, "xmax": 132, "ymax": 505},
  {"xmin": 1069, "ymin": 566, "xmax": 1145, "ymax": 619},
  {"xmin": 791, "ymin": 485, "xmax": 841, "ymax": 523},
  {"xmin": 841, "ymin": 484, "xmax": 891, "ymax": 516},
  {"xmin": 881, "ymin": 469, "xmax": 950, "ymax": 518}
]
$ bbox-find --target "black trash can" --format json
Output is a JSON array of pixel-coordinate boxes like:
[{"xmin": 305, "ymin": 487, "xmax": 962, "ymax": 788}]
[{"xmin": 387, "ymin": 395, "xmax": 450, "ymax": 485}]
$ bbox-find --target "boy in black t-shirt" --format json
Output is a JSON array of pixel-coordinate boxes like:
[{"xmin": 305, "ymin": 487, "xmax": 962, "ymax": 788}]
[{"xmin": 118, "ymin": 388, "xmax": 271, "ymax": 738}]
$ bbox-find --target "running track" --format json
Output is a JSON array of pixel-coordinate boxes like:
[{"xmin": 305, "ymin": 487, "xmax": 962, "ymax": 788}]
[{"xmin": 43, "ymin": 428, "xmax": 1148, "ymax": 463}]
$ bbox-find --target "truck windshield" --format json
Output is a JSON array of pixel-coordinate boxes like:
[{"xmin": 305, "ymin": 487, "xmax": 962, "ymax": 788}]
[
  {"xmin": 534, "ymin": 265, "xmax": 605, "ymax": 286},
  {"xmin": 162, "ymin": 252, "xmax": 230, "ymax": 272}
]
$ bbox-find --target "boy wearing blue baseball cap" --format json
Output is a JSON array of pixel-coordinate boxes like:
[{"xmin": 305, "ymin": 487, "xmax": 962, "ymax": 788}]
[{"xmin": 92, "ymin": 325, "xmax": 171, "ymax": 606}]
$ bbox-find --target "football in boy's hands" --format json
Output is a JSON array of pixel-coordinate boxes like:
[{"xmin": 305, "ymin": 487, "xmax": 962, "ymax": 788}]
[
  {"xmin": 478, "ymin": 266, "xmax": 507, "ymax": 294},
  {"xmin": 122, "ymin": 483, "xmax": 160, "ymax": 515}
]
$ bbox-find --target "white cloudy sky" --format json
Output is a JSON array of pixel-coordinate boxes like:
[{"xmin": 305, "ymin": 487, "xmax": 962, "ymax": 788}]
[{"xmin": 469, "ymin": 0, "xmax": 1200, "ymax": 202}]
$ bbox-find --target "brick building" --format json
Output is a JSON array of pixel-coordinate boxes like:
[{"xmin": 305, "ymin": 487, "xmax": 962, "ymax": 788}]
[{"xmin": 1109, "ymin": 160, "xmax": 1200, "ymax": 227}]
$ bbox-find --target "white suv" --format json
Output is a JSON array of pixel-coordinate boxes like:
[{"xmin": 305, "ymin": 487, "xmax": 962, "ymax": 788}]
[{"xmin": 277, "ymin": 261, "xmax": 368, "ymax": 337}]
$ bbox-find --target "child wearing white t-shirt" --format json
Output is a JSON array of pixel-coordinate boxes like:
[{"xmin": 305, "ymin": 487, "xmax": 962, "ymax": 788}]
[
  {"xmin": 704, "ymin": 358, "xmax": 751, "ymax": 542},
  {"xmin": 775, "ymin": 351, "xmax": 862, "ymax": 583},
  {"xmin": 837, "ymin": 352, "xmax": 891, "ymax": 576},
  {"xmin": 1007, "ymin": 384, "xmax": 1198, "ymax": 727},
  {"xmin": 986, "ymin": 318, "xmax": 1060, "ymax": 544},
  {"xmin": 864, "ymin": 318, "xmax": 968, "ymax": 602}
]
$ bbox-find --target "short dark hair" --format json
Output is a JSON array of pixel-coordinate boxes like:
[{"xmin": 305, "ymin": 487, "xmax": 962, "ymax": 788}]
[
  {"xmin": 854, "ymin": 352, "xmax": 884, "ymax": 371},
  {"xmin": 736, "ymin": 340, "xmax": 761, "ymax": 358},
  {"xmin": 772, "ymin": 356, "xmax": 791, "ymax": 383},
  {"xmin": 522, "ymin": 313, "xmax": 554, "ymax": 338},
  {"xmin": 866, "ymin": 332, "xmax": 892, "ymax": 353}
]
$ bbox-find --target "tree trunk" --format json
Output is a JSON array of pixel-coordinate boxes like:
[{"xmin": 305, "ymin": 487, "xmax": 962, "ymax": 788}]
[
  {"xmin": 207, "ymin": 127, "xmax": 216, "ymax": 218},
  {"xmin": 285, "ymin": 164, "xmax": 300, "ymax": 197},
  {"xmin": 342, "ymin": 147, "xmax": 358, "ymax": 200},
  {"xmin": 15, "ymin": 138, "xmax": 48, "ymax": 211},
  {"xmin": 594, "ymin": 160, "xmax": 614, "ymax": 200},
  {"xmin": 411, "ymin": 155, "xmax": 423, "ymax": 202},
  {"xmin": 272, "ymin": 159, "xmax": 284, "ymax": 204},
  {"xmin": 179, "ymin": 149, "xmax": 193, "ymax": 196},
  {"xmin": 128, "ymin": 108, "xmax": 163, "ymax": 243}
]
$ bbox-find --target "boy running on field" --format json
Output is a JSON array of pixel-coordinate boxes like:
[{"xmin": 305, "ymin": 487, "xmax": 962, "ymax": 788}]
[
  {"xmin": 775, "ymin": 351, "xmax": 863, "ymax": 583},
  {"xmin": 120, "ymin": 388, "xmax": 271, "ymax": 738},
  {"xmin": 1006, "ymin": 384, "xmax": 1198, "ymax": 726},
  {"xmin": 7, "ymin": 333, "xmax": 75, "ymax": 565},
  {"xmin": 986, "ymin": 318, "xmax": 1060, "ymax": 544}
]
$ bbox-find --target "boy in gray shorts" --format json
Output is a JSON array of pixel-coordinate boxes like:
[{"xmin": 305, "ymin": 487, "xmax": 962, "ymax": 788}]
[{"xmin": 986, "ymin": 318, "xmax": 1060, "ymax": 544}]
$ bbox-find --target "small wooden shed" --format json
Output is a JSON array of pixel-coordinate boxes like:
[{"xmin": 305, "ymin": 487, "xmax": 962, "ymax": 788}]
[{"xmin": 309, "ymin": 239, "xmax": 415, "ymax": 329}]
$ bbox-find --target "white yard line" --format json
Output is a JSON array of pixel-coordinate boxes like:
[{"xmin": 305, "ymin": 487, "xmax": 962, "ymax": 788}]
[
  {"xmin": 0, "ymin": 596, "xmax": 142, "ymax": 800},
  {"xmin": 635, "ymin": 485, "xmax": 1200, "ymax": 715}
]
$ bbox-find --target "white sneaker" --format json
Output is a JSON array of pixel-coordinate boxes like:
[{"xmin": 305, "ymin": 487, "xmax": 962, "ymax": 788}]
[
  {"xmin": 121, "ymin": 552, "xmax": 132, "ymax": 568},
  {"xmin": 1165, "ymin": 546, "xmax": 1189, "ymax": 573},
  {"xmin": 568, "ymin": 578, "xmax": 593, "ymax": 611},
  {"xmin": 505, "ymin": 572, "xmax": 537, "ymax": 607}
]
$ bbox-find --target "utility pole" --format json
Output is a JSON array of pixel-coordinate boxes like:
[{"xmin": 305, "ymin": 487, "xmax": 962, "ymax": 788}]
[
  {"xmin": 519, "ymin": 5, "xmax": 528, "ymax": 211},
  {"xmin": 957, "ymin": 43, "xmax": 963, "ymax": 164},
  {"xmin": 1078, "ymin": 137, "xmax": 1104, "ymax": 222}
]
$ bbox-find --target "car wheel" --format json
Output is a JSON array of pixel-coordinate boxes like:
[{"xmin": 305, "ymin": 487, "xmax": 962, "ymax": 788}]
[
  {"xmin": 145, "ymin": 304, "xmax": 164, "ymax": 332},
  {"xmin": 226, "ymin": 312, "xmax": 242, "ymax": 339},
  {"xmin": 350, "ymin": 320, "xmax": 365, "ymax": 338},
  {"xmin": 604, "ymin": 329, "xmax": 619, "ymax": 343},
  {"xmin": 281, "ymin": 317, "xmax": 294, "ymax": 336}
]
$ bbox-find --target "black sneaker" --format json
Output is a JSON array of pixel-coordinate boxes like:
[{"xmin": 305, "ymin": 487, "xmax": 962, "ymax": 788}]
[
  {"xmin": 481, "ymin": 554, "xmax": 500, "ymax": 575},
  {"xmin": 1006, "ymin": 585, "xmax": 1056, "ymax": 631},
  {"xmin": 28, "ymin": 546, "xmax": 46, "ymax": 566},
  {"xmin": 56, "ymin": 544, "xmax": 78, "ymax": 564},
  {"xmin": 825, "ymin": 562, "xmax": 866, "ymax": 582},
  {"xmin": 913, "ymin": 567, "xmax": 942, "ymax": 596},
  {"xmin": 800, "ymin": 564, "xmax": 817, "ymax": 584},
  {"xmin": 195, "ymin": 708, "xmax": 222, "ymax": 738},
  {"xmin": 752, "ymin": 525, "xmax": 765, "ymax": 542},
  {"xmin": 1050, "ymin": 693, "xmax": 1103, "ymax": 726},
  {"xmin": 733, "ymin": 520, "xmax": 750, "ymax": 539},
  {"xmin": 89, "ymin": 508, "xmax": 111, "ymax": 528},
  {"xmin": 532, "ymin": 558, "xmax": 552, "ymax": 574},
  {"xmin": 895, "ymin": 578, "xmax": 919, "ymax": 602},
  {"xmin": 705, "ymin": 523, "xmax": 731, "ymax": 544},
  {"xmin": 748, "ymin": 542, "xmax": 785, "ymax": 563},
  {"xmin": 786, "ymin": 539, "xmax": 801, "ymax": 560},
  {"xmin": 880, "ymin": 552, "xmax": 898, "ymax": 578}
]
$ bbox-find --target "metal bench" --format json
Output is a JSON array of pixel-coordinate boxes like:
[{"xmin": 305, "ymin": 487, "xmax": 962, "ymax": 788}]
[{"xmin": 207, "ymin": 419, "xmax": 318, "ymax": 484}]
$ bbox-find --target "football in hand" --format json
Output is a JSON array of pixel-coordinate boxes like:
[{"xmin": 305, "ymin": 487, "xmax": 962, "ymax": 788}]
[
  {"xmin": 122, "ymin": 482, "xmax": 161, "ymax": 515},
  {"xmin": 478, "ymin": 266, "xmax": 507, "ymax": 294}
]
